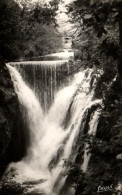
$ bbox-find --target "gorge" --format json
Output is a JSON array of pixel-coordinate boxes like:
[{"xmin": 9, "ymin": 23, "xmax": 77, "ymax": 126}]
[
  {"xmin": 0, "ymin": 0, "xmax": 121, "ymax": 194},
  {"xmin": 0, "ymin": 56, "xmax": 102, "ymax": 194}
]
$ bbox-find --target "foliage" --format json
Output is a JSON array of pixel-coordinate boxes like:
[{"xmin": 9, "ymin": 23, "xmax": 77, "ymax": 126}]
[
  {"xmin": 67, "ymin": 0, "xmax": 120, "ymax": 78},
  {"xmin": 65, "ymin": 77, "xmax": 122, "ymax": 195},
  {"xmin": 0, "ymin": 0, "xmax": 21, "ymax": 60},
  {"xmin": 0, "ymin": 0, "xmax": 62, "ymax": 61},
  {"xmin": 64, "ymin": 1, "xmax": 122, "ymax": 193}
]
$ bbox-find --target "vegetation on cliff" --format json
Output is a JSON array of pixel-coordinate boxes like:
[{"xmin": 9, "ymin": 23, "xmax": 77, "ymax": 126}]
[{"xmin": 64, "ymin": 0, "xmax": 122, "ymax": 194}]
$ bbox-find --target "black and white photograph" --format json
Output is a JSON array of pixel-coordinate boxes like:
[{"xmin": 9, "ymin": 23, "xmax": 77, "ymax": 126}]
[{"xmin": 0, "ymin": 0, "xmax": 122, "ymax": 194}]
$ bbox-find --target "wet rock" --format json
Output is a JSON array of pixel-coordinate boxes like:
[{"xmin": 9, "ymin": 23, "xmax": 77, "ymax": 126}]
[
  {"xmin": 116, "ymin": 154, "xmax": 122, "ymax": 160},
  {"xmin": 0, "ymin": 58, "xmax": 20, "ymax": 176}
]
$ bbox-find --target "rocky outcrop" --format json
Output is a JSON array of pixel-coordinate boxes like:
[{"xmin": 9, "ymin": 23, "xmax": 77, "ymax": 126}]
[
  {"xmin": 0, "ymin": 57, "xmax": 27, "ymax": 176},
  {"xmin": 0, "ymin": 57, "xmax": 17, "ymax": 157}
]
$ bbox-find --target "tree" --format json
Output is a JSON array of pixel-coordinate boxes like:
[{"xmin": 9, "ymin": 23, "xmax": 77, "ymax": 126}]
[
  {"xmin": 68, "ymin": 0, "xmax": 122, "ymax": 77},
  {"xmin": 0, "ymin": 0, "xmax": 21, "ymax": 60},
  {"xmin": 0, "ymin": 0, "xmax": 62, "ymax": 61}
]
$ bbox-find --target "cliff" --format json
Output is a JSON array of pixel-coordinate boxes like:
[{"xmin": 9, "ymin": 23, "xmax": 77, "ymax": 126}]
[
  {"xmin": 0, "ymin": 57, "xmax": 28, "ymax": 176},
  {"xmin": 64, "ymin": 1, "xmax": 122, "ymax": 194}
]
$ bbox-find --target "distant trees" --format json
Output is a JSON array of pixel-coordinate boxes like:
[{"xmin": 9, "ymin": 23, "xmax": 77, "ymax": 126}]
[
  {"xmin": 0, "ymin": 0, "xmax": 62, "ymax": 61},
  {"xmin": 15, "ymin": 1, "xmax": 62, "ymax": 60}
]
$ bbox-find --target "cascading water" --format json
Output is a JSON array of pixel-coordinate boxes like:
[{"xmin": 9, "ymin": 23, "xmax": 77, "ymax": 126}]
[
  {"xmin": 10, "ymin": 60, "xmax": 70, "ymax": 113},
  {"xmin": 0, "ymin": 59, "xmax": 103, "ymax": 195}
]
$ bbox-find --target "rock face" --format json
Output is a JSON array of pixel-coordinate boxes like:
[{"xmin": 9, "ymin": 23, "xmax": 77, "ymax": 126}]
[{"xmin": 0, "ymin": 57, "xmax": 27, "ymax": 176}]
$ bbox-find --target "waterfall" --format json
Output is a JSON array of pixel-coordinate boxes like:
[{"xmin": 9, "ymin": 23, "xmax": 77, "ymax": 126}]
[
  {"xmin": 1, "ymin": 60, "xmax": 102, "ymax": 195},
  {"xmin": 9, "ymin": 60, "xmax": 70, "ymax": 113},
  {"xmin": 81, "ymin": 109, "xmax": 101, "ymax": 172}
]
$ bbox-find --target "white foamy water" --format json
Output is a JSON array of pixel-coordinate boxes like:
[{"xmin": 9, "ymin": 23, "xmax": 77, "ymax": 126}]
[
  {"xmin": 2, "ymin": 63, "xmax": 102, "ymax": 195},
  {"xmin": 10, "ymin": 59, "xmax": 72, "ymax": 113},
  {"xmin": 9, "ymin": 60, "xmax": 68, "ymax": 66},
  {"xmin": 81, "ymin": 109, "xmax": 101, "ymax": 172}
]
